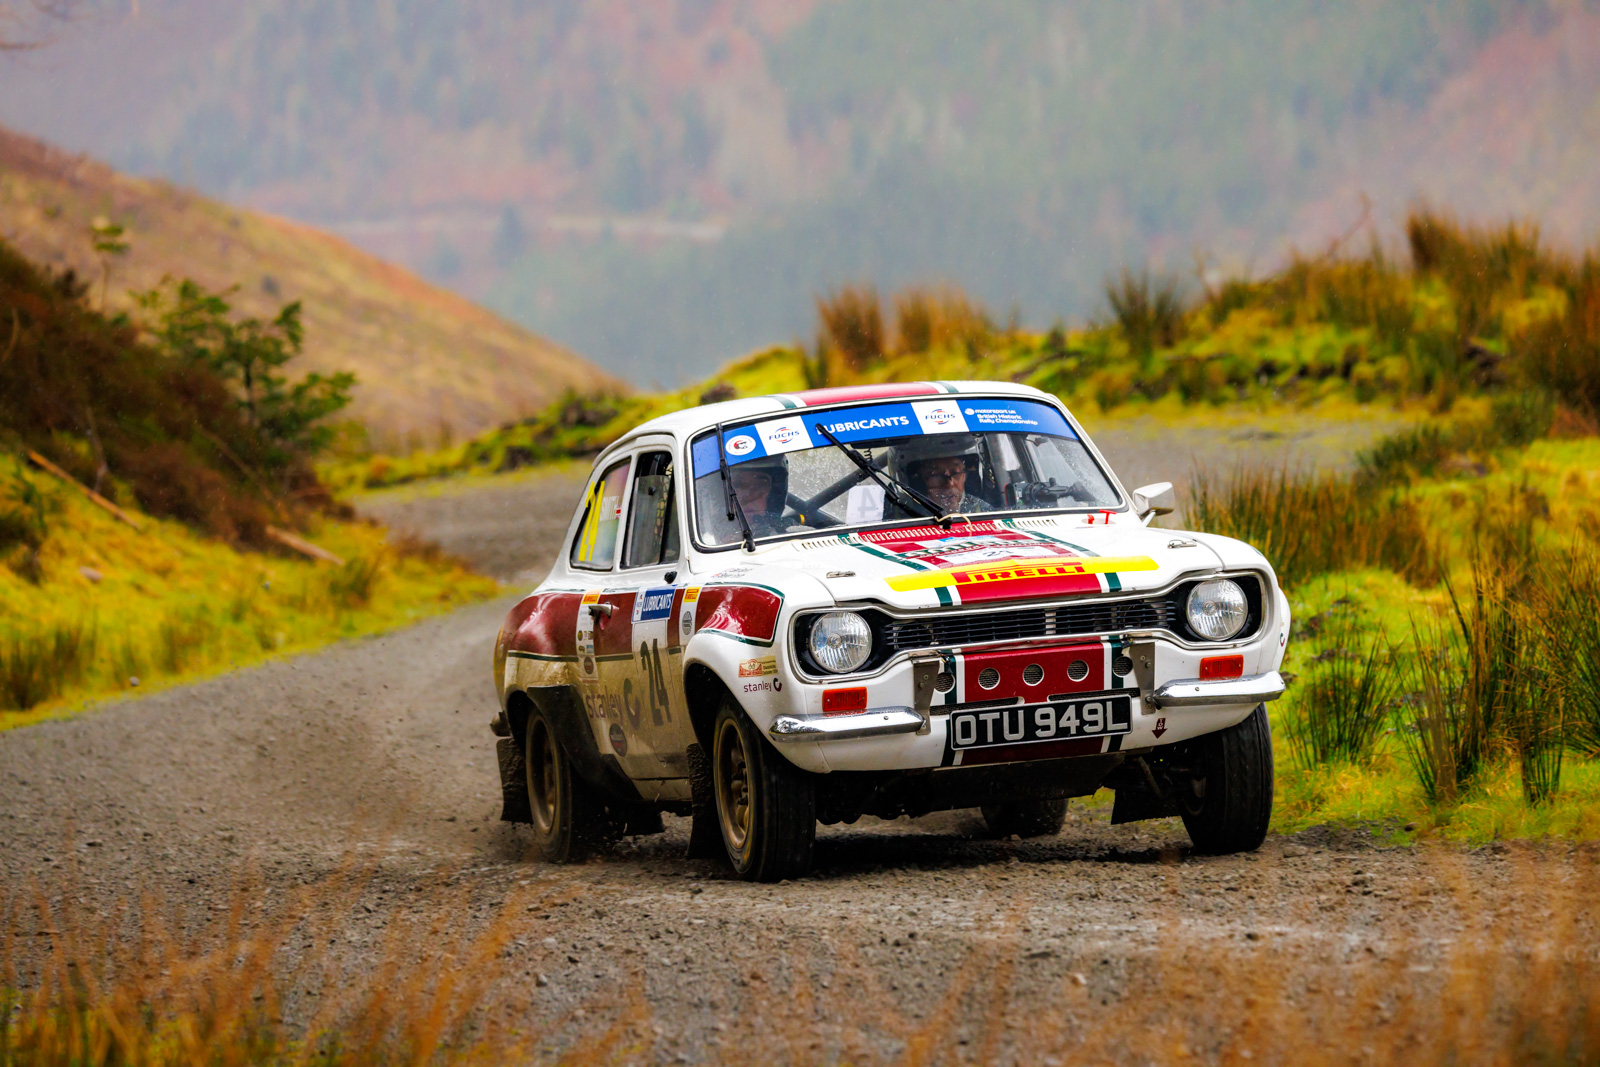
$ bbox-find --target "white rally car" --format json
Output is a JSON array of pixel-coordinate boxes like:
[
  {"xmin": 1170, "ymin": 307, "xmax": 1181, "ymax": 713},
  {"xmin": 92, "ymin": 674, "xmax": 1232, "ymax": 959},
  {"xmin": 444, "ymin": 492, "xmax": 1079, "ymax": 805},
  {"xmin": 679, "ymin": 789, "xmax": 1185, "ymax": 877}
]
[{"xmin": 491, "ymin": 382, "xmax": 1288, "ymax": 881}]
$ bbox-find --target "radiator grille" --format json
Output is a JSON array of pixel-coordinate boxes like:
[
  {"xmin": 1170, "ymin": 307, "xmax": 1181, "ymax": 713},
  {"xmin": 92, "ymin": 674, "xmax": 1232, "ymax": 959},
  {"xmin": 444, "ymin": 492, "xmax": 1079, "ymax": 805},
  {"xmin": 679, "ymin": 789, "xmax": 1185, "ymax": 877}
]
[{"xmin": 878, "ymin": 596, "xmax": 1180, "ymax": 653}]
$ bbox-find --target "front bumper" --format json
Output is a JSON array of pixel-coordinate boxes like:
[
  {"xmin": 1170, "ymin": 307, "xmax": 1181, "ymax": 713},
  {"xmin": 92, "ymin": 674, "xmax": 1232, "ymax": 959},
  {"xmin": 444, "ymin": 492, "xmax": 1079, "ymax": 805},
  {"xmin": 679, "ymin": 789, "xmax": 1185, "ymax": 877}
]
[
  {"xmin": 1149, "ymin": 671, "xmax": 1285, "ymax": 709},
  {"xmin": 770, "ymin": 707, "xmax": 925, "ymax": 743}
]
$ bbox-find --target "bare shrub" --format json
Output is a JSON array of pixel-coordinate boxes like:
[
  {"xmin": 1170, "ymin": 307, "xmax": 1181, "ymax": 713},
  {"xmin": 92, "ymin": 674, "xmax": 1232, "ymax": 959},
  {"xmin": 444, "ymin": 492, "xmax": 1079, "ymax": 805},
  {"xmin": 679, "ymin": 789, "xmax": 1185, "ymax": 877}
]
[
  {"xmin": 893, "ymin": 286, "xmax": 992, "ymax": 355},
  {"xmin": 1104, "ymin": 268, "xmax": 1185, "ymax": 357},
  {"xmin": 815, "ymin": 284, "xmax": 883, "ymax": 374}
]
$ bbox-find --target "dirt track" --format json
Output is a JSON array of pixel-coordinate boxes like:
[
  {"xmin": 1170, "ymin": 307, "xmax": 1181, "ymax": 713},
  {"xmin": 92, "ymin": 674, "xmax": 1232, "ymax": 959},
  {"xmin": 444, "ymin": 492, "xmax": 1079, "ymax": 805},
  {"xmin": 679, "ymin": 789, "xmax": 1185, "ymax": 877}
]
[{"xmin": 3, "ymin": 419, "xmax": 1593, "ymax": 1063}]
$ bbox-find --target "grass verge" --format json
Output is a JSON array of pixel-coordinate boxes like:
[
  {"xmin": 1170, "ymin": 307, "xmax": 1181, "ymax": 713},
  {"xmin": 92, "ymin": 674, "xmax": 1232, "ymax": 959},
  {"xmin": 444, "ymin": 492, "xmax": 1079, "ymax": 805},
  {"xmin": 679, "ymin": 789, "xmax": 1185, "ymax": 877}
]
[{"xmin": 0, "ymin": 454, "xmax": 499, "ymax": 731}]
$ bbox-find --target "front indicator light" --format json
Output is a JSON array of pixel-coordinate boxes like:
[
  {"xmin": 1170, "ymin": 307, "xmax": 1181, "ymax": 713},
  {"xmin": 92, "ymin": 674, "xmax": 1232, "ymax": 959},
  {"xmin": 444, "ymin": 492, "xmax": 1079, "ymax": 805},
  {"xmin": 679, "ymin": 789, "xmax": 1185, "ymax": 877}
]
[
  {"xmin": 1199, "ymin": 654, "xmax": 1244, "ymax": 680},
  {"xmin": 1186, "ymin": 579, "xmax": 1248, "ymax": 641},
  {"xmin": 822, "ymin": 687, "xmax": 868, "ymax": 715},
  {"xmin": 808, "ymin": 611, "xmax": 872, "ymax": 674}
]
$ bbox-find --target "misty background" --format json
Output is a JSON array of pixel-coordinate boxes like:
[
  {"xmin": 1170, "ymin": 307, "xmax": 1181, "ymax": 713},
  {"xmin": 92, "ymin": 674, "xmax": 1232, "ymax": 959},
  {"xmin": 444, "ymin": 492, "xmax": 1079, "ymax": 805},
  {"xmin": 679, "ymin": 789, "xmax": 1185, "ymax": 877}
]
[{"xmin": 1, "ymin": 0, "xmax": 1595, "ymax": 387}]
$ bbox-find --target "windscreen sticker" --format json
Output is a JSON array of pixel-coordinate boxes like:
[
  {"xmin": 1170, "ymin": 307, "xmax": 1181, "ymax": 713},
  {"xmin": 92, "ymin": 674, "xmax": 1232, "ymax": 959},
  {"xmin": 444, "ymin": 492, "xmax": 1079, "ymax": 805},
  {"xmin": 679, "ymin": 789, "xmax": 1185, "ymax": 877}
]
[
  {"xmin": 691, "ymin": 398, "xmax": 1074, "ymax": 476},
  {"xmin": 910, "ymin": 400, "xmax": 970, "ymax": 435}
]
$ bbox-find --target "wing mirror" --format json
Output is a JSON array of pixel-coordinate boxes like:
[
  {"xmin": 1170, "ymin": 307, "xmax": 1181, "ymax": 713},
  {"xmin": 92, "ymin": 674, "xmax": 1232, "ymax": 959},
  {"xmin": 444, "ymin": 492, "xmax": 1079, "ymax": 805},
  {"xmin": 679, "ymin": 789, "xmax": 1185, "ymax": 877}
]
[{"xmin": 1131, "ymin": 481, "xmax": 1175, "ymax": 525}]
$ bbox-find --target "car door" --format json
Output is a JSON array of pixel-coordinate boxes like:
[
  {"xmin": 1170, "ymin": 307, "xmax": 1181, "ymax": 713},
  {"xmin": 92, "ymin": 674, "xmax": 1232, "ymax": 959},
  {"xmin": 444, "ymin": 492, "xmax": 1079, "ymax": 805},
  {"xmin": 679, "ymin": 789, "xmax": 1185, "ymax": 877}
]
[
  {"xmin": 567, "ymin": 454, "xmax": 660, "ymax": 780},
  {"xmin": 614, "ymin": 445, "xmax": 694, "ymax": 788}
]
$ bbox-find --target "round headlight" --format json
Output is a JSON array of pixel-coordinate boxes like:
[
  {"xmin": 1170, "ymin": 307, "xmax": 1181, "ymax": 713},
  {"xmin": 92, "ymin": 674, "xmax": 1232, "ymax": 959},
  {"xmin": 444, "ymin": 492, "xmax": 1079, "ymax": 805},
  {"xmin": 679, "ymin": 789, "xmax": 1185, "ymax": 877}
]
[
  {"xmin": 1186, "ymin": 579, "xmax": 1248, "ymax": 641},
  {"xmin": 808, "ymin": 611, "xmax": 872, "ymax": 674}
]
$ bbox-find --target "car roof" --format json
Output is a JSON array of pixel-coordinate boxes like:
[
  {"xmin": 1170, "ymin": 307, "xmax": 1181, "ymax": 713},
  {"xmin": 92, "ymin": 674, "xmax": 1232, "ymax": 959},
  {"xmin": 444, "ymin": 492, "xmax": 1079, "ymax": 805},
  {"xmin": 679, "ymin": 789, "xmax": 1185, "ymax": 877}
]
[{"xmin": 615, "ymin": 380, "xmax": 1060, "ymax": 446}]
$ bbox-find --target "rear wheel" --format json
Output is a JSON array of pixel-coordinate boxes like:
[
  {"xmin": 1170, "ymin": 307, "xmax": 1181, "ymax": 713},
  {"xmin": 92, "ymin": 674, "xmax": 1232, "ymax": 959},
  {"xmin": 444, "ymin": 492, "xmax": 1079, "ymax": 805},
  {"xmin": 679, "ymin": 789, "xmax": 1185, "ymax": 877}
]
[
  {"xmin": 524, "ymin": 706, "xmax": 617, "ymax": 862},
  {"xmin": 981, "ymin": 797, "xmax": 1068, "ymax": 838},
  {"xmin": 712, "ymin": 699, "xmax": 816, "ymax": 882},
  {"xmin": 1178, "ymin": 704, "xmax": 1274, "ymax": 855}
]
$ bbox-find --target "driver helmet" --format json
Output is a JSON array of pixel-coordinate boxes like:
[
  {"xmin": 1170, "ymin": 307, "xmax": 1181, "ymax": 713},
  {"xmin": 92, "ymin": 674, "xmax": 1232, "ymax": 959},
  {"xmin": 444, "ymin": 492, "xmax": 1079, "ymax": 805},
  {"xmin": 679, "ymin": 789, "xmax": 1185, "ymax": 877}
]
[
  {"xmin": 730, "ymin": 456, "xmax": 788, "ymax": 516},
  {"xmin": 894, "ymin": 433, "xmax": 981, "ymax": 484}
]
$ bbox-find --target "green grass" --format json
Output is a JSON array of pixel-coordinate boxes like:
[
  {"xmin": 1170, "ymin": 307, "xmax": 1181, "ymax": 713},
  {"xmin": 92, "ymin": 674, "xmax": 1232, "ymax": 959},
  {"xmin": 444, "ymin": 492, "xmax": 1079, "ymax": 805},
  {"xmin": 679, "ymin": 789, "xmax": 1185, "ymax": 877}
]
[{"xmin": 0, "ymin": 455, "xmax": 500, "ymax": 731}]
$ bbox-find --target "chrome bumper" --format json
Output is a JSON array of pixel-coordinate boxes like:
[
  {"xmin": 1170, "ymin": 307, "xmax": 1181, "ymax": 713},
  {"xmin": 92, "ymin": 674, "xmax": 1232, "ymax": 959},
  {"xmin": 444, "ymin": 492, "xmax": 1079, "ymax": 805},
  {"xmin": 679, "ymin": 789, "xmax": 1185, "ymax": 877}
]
[
  {"xmin": 769, "ymin": 707, "xmax": 925, "ymax": 743},
  {"xmin": 1151, "ymin": 671, "xmax": 1286, "ymax": 709}
]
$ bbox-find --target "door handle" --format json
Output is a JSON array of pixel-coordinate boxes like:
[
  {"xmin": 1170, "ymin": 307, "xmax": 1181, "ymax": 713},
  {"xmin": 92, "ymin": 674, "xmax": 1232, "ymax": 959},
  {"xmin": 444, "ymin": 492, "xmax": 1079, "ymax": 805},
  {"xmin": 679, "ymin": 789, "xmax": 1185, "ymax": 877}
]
[{"xmin": 587, "ymin": 603, "xmax": 614, "ymax": 620}]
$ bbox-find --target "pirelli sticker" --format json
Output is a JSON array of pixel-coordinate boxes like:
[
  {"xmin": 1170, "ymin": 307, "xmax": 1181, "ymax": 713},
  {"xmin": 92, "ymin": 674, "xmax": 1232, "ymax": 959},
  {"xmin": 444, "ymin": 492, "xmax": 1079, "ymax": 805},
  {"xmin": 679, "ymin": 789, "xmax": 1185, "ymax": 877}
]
[{"xmin": 884, "ymin": 555, "xmax": 1159, "ymax": 592}]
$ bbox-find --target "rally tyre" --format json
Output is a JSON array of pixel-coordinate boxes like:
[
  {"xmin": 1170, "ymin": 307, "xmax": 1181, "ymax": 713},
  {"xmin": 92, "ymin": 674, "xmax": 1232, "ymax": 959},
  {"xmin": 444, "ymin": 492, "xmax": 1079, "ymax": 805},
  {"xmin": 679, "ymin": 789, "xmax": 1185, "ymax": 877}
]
[
  {"xmin": 981, "ymin": 796, "xmax": 1068, "ymax": 838},
  {"xmin": 524, "ymin": 705, "xmax": 615, "ymax": 862},
  {"xmin": 1178, "ymin": 704, "xmax": 1274, "ymax": 855},
  {"xmin": 711, "ymin": 698, "xmax": 816, "ymax": 882}
]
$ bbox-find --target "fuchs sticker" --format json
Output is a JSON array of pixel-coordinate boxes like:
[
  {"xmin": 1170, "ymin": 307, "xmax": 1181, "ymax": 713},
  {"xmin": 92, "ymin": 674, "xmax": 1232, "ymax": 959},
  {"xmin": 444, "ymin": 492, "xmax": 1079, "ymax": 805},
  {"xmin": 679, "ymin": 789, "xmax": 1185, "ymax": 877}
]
[
  {"xmin": 738, "ymin": 656, "xmax": 778, "ymax": 678},
  {"xmin": 758, "ymin": 417, "xmax": 810, "ymax": 454},
  {"xmin": 633, "ymin": 586, "xmax": 675, "ymax": 623},
  {"xmin": 725, "ymin": 434, "xmax": 757, "ymax": 457},
  {"xmin": 911, "ymin": 400, "xmax": 969, "ymax": 435}
]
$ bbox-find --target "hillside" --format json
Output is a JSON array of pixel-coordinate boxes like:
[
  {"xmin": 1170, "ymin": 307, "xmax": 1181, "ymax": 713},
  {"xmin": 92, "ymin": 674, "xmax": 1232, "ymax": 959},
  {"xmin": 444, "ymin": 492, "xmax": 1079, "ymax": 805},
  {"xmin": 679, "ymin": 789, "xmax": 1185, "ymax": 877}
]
[
  {"xmin": 1, "ymin": 2, "xmax": 1597, "ymax": 384},
  {"xmin": 0, "ymin": 125, "xmax": 621, "ymax": 446}
]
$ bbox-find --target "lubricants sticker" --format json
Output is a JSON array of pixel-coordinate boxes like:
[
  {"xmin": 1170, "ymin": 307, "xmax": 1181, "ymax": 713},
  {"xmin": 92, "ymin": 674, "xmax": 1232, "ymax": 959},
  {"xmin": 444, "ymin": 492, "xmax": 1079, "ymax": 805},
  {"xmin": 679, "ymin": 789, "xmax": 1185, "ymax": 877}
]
[
  {"xmin": 884, "ymin": 555, "xmax": 1158, "ymax": 592},
  {"xmin": 738, "ymin": 656, "xmax": 778, "ymax": 678}
]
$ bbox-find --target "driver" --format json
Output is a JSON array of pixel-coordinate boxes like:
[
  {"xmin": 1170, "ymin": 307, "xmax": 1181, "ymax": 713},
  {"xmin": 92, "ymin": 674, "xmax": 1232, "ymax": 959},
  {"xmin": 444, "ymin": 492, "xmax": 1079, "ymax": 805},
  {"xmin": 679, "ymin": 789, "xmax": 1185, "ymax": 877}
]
[
  {"xmin": 899, "ymin": 435, "xmax": 991, "ymax": 515},
  {"xmin": 727, "ymin": 457, "xmax": 789, "ymax": 538}
]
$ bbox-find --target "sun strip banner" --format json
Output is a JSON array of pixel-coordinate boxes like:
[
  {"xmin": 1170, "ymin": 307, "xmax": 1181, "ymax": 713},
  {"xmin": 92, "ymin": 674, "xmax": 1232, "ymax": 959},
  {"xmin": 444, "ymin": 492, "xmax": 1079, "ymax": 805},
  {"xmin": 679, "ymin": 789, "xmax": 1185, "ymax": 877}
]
[{"xmin": 883, "ymin": 555, "xmax": 1159, "ymax": 592}]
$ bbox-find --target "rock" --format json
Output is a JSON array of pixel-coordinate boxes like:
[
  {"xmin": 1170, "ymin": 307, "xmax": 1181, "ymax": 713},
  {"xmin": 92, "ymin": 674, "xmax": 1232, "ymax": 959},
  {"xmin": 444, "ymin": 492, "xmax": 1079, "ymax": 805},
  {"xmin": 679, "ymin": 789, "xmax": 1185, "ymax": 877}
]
[
  {"xmin": 536, "ymin": 973, "xmax": 549, "ymax": 987},
  {"xmin": 1281, "ymin": 845, "xmax": 1309, "ymax": 858},
  {"xmin": 541, "ymin": 937, "xmax": 558, "ymax": 950}
]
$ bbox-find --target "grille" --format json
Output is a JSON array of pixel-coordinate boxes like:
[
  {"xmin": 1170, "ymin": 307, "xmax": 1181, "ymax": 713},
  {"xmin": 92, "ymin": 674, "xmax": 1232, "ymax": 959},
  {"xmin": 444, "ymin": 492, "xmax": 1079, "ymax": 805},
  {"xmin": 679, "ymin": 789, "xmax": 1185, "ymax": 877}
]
[
  {"xmin": 1021, "ymin": 663, "xmax": 1044, "ymax": 686},
  {"xmin": 878, "ymin": 596, "xmax": 1179, "ymax": 654},
  {"xmin": 1066, "ymin": 659, "xmax": 1090, "ymax": 681}
]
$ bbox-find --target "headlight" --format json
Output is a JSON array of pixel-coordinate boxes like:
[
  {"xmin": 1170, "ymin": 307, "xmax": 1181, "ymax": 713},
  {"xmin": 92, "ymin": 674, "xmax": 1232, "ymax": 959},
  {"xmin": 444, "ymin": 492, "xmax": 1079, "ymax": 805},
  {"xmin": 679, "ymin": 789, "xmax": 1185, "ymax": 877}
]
[
  {"xmin": 808, "ymin": 611, "xmax": 872, "ymax": 674},
  {"xmin": 1186, "ymin": 579, "xmax": 1248, "ymax": 641}
]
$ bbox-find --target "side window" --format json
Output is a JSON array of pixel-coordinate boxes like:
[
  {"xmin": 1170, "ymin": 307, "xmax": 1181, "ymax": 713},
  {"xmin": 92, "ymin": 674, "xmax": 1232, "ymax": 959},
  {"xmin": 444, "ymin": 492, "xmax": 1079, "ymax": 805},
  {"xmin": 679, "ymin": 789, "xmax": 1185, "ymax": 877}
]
[
  {"xmin": 622, "ymin": 451, "xmax": 680, "ymax": 569},
  {"xmin": 570, "ymin": 458, "xmax": 631, "ymax": 570}
]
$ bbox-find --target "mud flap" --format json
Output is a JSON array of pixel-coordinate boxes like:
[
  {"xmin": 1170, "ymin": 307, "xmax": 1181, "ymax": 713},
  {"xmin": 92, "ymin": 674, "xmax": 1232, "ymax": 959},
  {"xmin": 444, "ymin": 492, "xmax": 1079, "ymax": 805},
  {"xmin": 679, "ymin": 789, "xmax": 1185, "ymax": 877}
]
[
  {"xmin": 497, "ymin": 736, "xmax": 532, "ymax": 824},
  {"xmin": 1111, "ymin": 784, "xmax": 1180, "ymax": 825},
  {"xmin": 684, "ymin": 741, "xmax": 723, "ymax": 860}
]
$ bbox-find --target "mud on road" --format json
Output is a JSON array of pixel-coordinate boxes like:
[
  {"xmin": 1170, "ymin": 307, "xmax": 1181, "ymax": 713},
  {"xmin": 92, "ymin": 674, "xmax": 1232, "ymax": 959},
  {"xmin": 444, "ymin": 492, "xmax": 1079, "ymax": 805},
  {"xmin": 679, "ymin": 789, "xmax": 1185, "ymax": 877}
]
[{"xmin": 4, "ymin": 417, "xmax": 1595, "ymax": 1064}]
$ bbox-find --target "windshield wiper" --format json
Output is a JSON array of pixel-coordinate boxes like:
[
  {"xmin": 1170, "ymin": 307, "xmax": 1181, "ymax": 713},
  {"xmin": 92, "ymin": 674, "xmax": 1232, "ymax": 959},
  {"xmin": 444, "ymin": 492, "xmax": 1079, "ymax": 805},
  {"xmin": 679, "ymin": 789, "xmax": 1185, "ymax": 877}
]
[
  {"xmin": 715, "ymin": 422, "xmax": 756, "ymax": 550},
  {"xmin": 814, "ymin": 424, "xmax": 950, "ymax": 525}
]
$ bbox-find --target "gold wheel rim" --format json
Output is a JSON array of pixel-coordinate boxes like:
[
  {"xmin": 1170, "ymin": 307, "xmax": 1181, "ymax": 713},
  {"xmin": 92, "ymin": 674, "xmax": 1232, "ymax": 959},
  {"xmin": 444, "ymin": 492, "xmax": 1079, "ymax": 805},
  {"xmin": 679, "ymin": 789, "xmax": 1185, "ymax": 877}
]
[
  {"xmin": 714, "ymin": 718, "xmax": 751, "ymax": 855},
  {"xmin": 529, "ymin": 720, "xmax": 560, "ymax": 834}
]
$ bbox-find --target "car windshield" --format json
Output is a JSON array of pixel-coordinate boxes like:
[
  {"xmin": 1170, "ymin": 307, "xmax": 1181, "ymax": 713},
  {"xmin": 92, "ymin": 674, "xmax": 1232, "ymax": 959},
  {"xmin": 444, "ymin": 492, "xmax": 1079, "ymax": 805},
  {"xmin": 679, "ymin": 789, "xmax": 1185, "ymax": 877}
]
[{"xmin": 688, "ymin": 396, "xmax": 1122, "ymax": 547}]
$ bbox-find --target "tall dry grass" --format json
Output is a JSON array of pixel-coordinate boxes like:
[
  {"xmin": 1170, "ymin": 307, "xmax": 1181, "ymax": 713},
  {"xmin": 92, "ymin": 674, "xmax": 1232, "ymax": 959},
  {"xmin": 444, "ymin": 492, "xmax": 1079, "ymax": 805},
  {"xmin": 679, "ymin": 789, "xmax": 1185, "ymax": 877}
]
[
  {"xmin": 4, "ymin": 849, "xmax": 1598, "ymax": 1065},
  {"xmin": 1187, "ymin": 467, "xmax": 1436, "ymax": 590}
]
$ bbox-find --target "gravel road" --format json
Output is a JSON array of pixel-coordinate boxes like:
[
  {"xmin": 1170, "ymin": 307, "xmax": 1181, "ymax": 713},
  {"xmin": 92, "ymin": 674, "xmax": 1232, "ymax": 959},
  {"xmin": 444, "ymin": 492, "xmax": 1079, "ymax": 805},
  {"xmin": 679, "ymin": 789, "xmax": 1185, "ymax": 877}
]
[{"xmin": 4, "ymin": 415, "xmax": 1592, "ymax": 1064}]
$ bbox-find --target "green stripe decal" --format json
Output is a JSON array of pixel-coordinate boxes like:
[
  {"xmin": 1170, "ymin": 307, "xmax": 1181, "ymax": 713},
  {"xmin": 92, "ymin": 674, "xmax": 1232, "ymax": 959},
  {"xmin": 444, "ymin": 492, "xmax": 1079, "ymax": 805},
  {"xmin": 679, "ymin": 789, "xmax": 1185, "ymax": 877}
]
[
  {"xmin": 768, "ymin": 394, "xmax": 800, "ymax": 409},
  {"xmin": 844, "ymin": 534, "xmax": 955, "ymax": 606},
  {"xmin": 1003, "ymin": 518, "xmax": 1122, "ymax": 591},
  {"xmin": 506, "ymin": 651, "xmax": 575, "ymax": 662}
]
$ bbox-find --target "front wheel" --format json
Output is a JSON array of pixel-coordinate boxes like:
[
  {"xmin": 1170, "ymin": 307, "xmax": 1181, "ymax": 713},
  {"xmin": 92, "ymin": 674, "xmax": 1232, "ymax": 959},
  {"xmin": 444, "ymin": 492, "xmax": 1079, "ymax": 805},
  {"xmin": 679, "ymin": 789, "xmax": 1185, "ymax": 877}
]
[
  {"xmin": 711, "ymin": 699, "xmax": 816, "ymax": 882},
  {"xmin": 1178, "ymin": 704, "xmax": 1274, "ymax": 855}
]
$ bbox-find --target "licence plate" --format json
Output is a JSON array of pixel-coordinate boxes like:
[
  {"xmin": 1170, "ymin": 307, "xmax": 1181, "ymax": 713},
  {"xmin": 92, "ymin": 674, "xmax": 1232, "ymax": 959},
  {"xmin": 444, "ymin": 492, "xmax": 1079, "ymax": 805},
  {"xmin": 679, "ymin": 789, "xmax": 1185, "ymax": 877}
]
[{"xmin": 948, "ymin": 692, "xmax": 1133, "ymax": 751}]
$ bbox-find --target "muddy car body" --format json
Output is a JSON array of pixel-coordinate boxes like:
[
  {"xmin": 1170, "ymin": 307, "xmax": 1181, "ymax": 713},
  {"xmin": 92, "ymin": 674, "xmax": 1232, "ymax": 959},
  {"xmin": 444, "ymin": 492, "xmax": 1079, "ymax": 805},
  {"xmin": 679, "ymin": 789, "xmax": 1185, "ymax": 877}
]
[{"xmin": 491, "ymin": 382, "xmax": 1289, "ymax": 880}]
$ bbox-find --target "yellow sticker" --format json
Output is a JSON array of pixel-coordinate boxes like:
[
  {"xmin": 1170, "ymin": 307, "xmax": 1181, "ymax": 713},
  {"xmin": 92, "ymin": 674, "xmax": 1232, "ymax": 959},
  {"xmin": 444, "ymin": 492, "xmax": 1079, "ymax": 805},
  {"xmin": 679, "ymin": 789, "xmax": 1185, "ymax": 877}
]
[
  {"xmin": 581, "ymin": 590, "xmax": 602, "ymax": 604},
  {"xmin": 684, "ymin": 586, "xmax": 702, "ymax": 603},
  {"xmin": 884, "ymin": 555, "xmax": 1159, "ymax": 592}
]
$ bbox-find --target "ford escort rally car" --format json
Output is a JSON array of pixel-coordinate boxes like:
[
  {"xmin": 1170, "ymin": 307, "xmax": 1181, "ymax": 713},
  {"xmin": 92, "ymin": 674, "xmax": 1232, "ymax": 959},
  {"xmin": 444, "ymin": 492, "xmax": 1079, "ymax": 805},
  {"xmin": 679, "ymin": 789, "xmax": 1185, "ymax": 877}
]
[{"xmin": 491, "ymin": 381, "xmax": 1289, "ymax": 881}]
